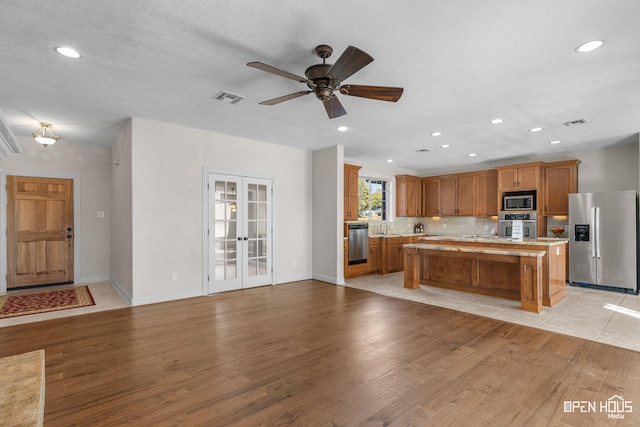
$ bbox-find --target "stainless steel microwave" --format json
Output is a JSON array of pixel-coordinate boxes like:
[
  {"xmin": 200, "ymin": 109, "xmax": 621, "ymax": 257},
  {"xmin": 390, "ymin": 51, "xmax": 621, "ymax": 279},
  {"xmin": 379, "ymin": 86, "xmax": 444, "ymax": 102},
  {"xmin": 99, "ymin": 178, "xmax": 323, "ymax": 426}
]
[{"xmin": 503, "ymin": 194, "xmax": 534, "ymax": 211}]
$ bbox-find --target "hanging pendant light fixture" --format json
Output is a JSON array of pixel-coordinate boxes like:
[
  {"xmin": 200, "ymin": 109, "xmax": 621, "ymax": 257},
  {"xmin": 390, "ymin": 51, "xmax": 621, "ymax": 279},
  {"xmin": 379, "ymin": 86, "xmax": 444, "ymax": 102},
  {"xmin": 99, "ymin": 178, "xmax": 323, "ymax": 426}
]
[{"xmin": 32, "ymin": 122, "xmax": 62, "ymax": 147}]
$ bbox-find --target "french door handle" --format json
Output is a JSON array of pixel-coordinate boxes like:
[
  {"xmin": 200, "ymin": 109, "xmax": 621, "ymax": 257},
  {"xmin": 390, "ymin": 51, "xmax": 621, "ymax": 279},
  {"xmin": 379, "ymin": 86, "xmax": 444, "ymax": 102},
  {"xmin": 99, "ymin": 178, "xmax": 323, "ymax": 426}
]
[
  {"xmin": 237, "ymin": 237, "xmax": 242, "ymax": 241},
  {"xmin": 243, "ymin": 237, "xmax": 248, "ymax": 241}
]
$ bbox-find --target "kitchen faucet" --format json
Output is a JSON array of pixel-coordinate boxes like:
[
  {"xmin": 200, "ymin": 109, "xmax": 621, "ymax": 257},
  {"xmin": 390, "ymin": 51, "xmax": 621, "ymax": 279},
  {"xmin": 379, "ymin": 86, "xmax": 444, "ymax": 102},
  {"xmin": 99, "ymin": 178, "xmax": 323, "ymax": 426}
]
[{"xmin": 380, "ymin": 222, "xmax": 389, "ymax": 235}]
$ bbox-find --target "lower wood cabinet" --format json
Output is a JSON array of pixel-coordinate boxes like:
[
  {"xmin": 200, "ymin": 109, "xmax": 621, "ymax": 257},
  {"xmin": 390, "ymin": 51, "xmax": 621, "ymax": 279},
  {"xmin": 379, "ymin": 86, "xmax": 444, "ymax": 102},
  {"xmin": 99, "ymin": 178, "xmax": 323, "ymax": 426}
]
[{"xmin": 369, "ymin": 237, "xmax": 381, "ymax": 273}]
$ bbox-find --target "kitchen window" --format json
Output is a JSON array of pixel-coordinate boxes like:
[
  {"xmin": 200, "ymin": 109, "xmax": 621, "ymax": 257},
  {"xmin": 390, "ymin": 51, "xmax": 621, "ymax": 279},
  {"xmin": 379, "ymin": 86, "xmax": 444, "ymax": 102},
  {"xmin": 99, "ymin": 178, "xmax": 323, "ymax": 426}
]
[{"xmin": 358, "ymin": 177, "xmax": 388, "ymax": 221}]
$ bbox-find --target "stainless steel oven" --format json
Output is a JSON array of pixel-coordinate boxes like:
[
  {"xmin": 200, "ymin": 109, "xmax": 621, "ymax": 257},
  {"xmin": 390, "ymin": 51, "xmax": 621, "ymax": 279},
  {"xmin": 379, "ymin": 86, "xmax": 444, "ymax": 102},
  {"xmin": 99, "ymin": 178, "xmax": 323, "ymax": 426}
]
[{"xmin": 499, "ymin": 212, "xmax": 537, "ymax": 238}]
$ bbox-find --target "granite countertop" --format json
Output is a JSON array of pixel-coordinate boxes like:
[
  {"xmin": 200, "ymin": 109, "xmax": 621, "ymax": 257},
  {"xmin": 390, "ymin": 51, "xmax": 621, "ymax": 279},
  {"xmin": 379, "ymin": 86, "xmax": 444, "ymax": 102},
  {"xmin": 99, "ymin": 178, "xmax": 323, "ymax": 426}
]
[
  {"xmin": 405, "ymin": 243, "xmax": 546, "ymax": 257},
  {"xmin": 369, "ymin": 233, "xmax": 427, "ymax": 238},
  {"xmin": 418, "ymin": 235, "xmax": 568, "ymax": 246}
]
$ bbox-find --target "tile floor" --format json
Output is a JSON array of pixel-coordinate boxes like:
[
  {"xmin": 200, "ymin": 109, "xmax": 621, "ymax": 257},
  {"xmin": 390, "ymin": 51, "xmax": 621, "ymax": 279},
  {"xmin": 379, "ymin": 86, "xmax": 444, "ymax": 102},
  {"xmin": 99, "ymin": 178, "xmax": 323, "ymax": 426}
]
[
  {"xmin": 346, "ymin": 273, "xmax": 640, "ymax": 353},
  {"xmin": 0, "ymin": 282, "xmax": 128, "ymax": 328},
  {"xmin": 3, "ymin": 278, "xmax": 639, "ymax": 353}
]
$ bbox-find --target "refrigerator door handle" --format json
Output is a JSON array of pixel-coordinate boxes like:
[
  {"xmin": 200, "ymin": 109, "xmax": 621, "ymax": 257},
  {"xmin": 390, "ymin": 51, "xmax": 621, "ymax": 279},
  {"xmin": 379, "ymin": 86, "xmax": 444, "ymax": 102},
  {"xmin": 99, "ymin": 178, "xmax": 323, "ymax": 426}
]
[
  {"xmin": 595, "ymin": 206, "xmax": 601, "ymax": 259},
  {"xmin": 590, "ymin": 206, "xmax": 596, "ymax": 258}
]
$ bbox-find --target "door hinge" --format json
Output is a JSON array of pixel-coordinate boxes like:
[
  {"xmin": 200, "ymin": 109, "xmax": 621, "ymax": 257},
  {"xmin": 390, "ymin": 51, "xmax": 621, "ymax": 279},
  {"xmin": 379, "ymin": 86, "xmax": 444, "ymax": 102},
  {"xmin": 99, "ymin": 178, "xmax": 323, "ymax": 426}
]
[
  {"xmin": 207, "ymin": 275, "xmax": 210, "ymax": 281},
  {"xmin": 207, "ymin": 183, "xmax": 209, "ymax": 189}
]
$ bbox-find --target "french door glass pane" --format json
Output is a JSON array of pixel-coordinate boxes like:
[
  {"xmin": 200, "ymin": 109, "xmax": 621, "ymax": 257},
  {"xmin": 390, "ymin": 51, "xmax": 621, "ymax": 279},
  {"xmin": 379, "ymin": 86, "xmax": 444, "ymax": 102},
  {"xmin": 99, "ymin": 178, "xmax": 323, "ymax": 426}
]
[
  {"xmin": 214, "ymin": 180, "xmax": 238, "ymax": 281},
  {"xmin": 247, "ymin": 183, "xmax": 268, "ymax": 278}
]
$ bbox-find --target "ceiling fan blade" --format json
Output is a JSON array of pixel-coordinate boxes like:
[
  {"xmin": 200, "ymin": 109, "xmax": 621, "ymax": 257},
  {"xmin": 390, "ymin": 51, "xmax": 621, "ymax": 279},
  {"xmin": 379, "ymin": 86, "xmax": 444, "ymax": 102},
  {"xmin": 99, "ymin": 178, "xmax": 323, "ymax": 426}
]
[
  {"xmin": 259, "ymin": 91, "xmax": 312, "ymax": 105},
  {"xmin": 247, "ymin": 62, "xmax": 307, "ymax": 82},
  {"xmin": 326, "ymin": 46, "xmax": 373, "ymax": 82},
  {"xmin": 339, "ymin": 84, "xmax": 404, "ymax": 102},
  {"xmin": 322, "ymin": 95, "xmax": 347, "ymax": 119}
]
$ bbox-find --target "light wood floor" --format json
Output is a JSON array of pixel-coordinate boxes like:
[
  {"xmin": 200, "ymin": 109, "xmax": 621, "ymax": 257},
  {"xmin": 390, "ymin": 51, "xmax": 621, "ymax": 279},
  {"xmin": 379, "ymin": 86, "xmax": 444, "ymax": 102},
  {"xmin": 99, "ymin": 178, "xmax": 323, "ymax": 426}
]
[{"xmin": 1, "ymin": 280, "xmax": 639, "ymax": 426}]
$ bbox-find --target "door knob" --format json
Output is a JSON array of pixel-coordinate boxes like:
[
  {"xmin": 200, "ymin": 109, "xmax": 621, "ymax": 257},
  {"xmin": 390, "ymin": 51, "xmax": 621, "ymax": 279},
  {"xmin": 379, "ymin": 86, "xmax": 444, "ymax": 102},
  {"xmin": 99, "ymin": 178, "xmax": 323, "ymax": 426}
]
[
  {"xmin": 66, "ymin": 234, "xmax": 73, "ymax": 239},
  {"xmin": 67, "ymin": 227, "xmax": 73, "ymax": 231}
]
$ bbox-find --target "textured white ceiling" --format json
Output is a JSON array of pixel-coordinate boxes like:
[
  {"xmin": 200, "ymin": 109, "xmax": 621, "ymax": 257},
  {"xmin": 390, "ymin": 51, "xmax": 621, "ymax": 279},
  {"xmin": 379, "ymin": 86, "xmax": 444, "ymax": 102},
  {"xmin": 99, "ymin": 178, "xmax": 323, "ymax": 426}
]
[{"xmin": 1, "ymin": 1, "xmax": 639, "ymax": 174}]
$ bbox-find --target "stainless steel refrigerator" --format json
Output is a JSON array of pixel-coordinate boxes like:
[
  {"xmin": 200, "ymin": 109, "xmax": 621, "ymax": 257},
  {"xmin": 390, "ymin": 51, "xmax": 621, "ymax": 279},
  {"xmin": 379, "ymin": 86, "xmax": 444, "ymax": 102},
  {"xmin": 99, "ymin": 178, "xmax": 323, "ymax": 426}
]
[{"xmin": 569, "ymin": 190, "xmax": 638, "ymax": 294}]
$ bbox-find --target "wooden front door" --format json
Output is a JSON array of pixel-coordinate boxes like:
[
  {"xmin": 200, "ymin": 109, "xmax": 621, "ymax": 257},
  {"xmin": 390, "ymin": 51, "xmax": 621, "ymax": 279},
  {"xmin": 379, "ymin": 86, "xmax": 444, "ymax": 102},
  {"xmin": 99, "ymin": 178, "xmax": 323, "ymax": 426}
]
[{"xmin": 6, "ymin": 176, "xmax": 74, "ymax": 289}]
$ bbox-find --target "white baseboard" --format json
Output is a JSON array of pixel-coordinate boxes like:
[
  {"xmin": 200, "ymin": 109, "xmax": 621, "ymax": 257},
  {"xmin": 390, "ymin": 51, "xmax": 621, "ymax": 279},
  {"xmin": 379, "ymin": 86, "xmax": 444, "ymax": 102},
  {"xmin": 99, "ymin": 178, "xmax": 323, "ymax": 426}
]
[
  {"xmin": 79, "ymin": 275, "xmax": 110, "ymax": 284},
  {"xmin": 130, "ymin": 288, "xmax": 204, "ymax": 307},
  {"xmin": 312, "ymin": 273, "xmax": 344, "ymax": 285},
  {"xmin": 108, "ymin": 276, "xmax": 132, "ymax": 306},
  {"xmin": 275, "ymin": 273, "xmax": 313, "ymax": 284}
]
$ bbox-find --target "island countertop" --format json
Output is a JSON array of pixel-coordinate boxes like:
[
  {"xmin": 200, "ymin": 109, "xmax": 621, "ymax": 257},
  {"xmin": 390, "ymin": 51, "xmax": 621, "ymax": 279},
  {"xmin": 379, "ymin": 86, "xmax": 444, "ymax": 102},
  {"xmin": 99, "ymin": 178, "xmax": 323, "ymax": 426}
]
[{"xmin": 418, "ymin": 235, "xmax": 568, "ymax": 247}]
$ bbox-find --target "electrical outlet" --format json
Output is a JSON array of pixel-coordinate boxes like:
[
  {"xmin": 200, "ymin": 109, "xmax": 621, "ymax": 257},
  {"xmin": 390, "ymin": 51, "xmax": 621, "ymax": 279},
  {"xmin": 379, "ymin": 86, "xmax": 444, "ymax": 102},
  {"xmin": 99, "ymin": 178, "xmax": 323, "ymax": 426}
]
[
  {"xmin": 171, "ymin": 273, "xmax": 178, "ymax": 282},
  {"xmin": 443, "ymin": 223, "xmax": 447, "ymax": 229},
  {"xmin": 484, "ymin": 224, "xmax": 489, "ymax": 231}
]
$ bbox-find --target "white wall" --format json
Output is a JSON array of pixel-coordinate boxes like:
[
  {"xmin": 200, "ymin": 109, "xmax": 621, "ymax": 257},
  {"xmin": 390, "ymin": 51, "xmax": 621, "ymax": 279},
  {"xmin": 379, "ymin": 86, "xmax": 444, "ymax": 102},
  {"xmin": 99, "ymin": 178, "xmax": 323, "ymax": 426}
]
[
  {"xmin": 110, "ymin": 121, "xmax": 133, "ymax": 300},
  {"xmin": 0, "ymin": 136, "xmax": 111, "ymax": 288},
  {"xmin": 312, "ymin": 145, "xmax": 344, "ymax": 285},
  {"xmin": 569, "ymin": 138, "xmax": 639, "ymax": 193},
  {"xmin": 128, "ymin": 118, "xmax": 312, "ymax": 305}
]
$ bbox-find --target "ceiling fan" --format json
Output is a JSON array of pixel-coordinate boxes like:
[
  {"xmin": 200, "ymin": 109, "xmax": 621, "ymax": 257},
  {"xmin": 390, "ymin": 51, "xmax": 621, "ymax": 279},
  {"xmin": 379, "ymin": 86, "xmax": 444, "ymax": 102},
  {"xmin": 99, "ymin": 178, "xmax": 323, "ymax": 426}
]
[{"xmin": 247, "ymin": 45, "xmax": 403, "ymax": 119}]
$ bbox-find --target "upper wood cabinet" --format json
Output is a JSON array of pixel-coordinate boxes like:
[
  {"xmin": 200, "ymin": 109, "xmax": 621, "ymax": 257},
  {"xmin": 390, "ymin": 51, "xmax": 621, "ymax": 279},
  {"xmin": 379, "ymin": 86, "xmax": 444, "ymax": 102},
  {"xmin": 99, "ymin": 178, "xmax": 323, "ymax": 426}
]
[
  {"xmin": 422, "ymin": 177, "xmax": 441, "ymax": 216},
  {"xmin": 396, "ymin": 175, "xmax": 422, "ymax": 217},
  {"xmin": 474, "ymin": 170, "xmax": 498, "ymax": 217},
  {"xmin": 344, "ymin": 164, "xmax": 361, "ymax": 221},
  {"xmin": 441, "ymin": 173, "xmax": 475, "ymax": 216},
  {"xmin": 496, "ymin": 162, "xmax": 543, "ymax": 192},
  {"xmin": 543, "ymin": 160, "xmax": 580, "ymax": 215}
]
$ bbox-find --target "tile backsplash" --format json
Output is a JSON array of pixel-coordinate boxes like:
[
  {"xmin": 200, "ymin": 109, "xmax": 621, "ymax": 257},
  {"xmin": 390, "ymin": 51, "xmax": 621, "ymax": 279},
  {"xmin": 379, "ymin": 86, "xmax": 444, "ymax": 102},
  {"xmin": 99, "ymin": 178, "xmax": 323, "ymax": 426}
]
[
  {"xmin": 370, "ymin": 216, "xmax": 499, "ymax": 236},
  {"xmin": 369, "ymin": 215, "xmax": 570, "ymax": 238}
]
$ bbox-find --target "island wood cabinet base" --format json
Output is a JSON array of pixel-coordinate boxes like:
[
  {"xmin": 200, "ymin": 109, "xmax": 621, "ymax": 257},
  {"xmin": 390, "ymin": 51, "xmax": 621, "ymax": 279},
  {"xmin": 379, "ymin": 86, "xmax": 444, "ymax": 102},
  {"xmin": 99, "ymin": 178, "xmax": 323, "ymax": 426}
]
[{"xmin": 404, "ymin": 246, "xmax": 544, "ymax": 313}]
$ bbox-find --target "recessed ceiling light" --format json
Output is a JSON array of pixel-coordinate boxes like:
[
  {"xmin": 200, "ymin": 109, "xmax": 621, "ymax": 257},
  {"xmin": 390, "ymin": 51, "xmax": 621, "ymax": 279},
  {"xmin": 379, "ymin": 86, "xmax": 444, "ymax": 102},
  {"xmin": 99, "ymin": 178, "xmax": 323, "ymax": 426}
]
[
  {"xmin": 386, "ymin": 159, "xmax": 393, "ymax": 163},
  {"xmin": 549, "ymin": 140, "xmax": 561, "ymax": 145},
  {"xmin": 431, "ymin": 131, "xmax": 442, "ymax": 136},
  {"xmin": 529, "ymin": 127, "xmax": 543, "ymax": 132},
  {"xmin": 337, "ymin": 126, "xmax": 348, "ymax": 132},
  {"xmin": 468, "ymin": 153, "xmax": 477, "ymax": 157},
  {"xmin": 440, "ymin": 144, "xmax": 450, "ymax": 148},
  {"xmin": 54, "ymin": 46, "xmax": 81, "ymax": 59},
  {"xmin": 490, "ymin": 118, "xmax": 504, "ymax": 124},
  {"xmin": 576, "ymin": 40, "xmax": 604, "ymax": 53}
]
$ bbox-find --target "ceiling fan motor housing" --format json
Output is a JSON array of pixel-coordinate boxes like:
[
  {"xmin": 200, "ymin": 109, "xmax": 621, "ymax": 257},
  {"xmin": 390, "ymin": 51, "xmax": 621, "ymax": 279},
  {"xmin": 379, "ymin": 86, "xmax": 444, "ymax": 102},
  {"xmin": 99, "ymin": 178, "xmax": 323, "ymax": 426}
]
[{"xmin": 305, "ymin": 64, "xmax": 339, "ymax": 100}]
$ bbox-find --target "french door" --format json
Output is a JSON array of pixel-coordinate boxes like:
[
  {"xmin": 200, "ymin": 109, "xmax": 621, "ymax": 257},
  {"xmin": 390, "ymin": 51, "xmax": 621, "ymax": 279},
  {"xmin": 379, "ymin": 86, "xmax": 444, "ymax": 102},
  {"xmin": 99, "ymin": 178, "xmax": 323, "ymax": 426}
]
[{"xmin": 207, "ymin": 174, "xmax": 272, "ymax": 293}]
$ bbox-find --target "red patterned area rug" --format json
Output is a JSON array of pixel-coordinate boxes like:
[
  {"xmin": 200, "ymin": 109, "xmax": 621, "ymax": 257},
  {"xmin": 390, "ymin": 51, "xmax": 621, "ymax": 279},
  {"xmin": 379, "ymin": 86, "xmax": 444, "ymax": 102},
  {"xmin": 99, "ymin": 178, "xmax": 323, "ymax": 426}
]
[{"xmin": 0, "ymin": 286, "xmax": 95, "ymax": 319}]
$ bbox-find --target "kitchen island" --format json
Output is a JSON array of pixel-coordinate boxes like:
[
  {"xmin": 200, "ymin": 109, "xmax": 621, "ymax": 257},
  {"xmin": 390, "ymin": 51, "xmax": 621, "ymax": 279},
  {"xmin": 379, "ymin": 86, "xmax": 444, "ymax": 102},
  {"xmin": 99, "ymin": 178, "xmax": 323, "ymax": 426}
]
[{"xmin": 403, "ymin": 236, "xmax": 568, "ymax": 313}]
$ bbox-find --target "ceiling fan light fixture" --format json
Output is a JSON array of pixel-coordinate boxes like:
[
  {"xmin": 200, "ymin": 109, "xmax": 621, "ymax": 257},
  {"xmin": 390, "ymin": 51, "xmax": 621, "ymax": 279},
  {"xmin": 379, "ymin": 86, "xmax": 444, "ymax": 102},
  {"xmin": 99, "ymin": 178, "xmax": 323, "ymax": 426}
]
[
  {"xmin": 32, "ymin": 122, "xmax": 62, "ymax": 147},
  {"xmin": 576, "ymin": 40, "xmax": 604, "ymax": 53}
]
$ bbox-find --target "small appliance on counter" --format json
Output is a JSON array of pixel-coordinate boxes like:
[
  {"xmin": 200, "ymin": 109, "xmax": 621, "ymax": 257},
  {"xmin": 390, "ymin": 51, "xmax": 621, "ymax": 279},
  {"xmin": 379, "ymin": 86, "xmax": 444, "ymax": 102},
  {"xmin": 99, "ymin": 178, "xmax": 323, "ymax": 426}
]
[
  {"xmin": 568, "ymin": 190, "xmax": 638, "ymax": 294},
  {"xmin": 414, "ymin": 223, "xmax": 424, "ymax": 233}
]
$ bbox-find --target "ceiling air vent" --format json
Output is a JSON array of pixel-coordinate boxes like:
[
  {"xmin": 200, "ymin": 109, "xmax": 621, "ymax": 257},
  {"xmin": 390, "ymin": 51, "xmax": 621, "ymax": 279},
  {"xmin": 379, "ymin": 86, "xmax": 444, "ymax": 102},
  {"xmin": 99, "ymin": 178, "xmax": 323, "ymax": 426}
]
[
  {"xmin": 416, "ymin": 148, "xmax": 430, "ymax": 153},
  {"xmin": 563, "ymin": 119, "xmax": 587, "ymax": 126},
  {"xmin": 213, "ymin": 90, "xmax": 244, "ymax": 105}
]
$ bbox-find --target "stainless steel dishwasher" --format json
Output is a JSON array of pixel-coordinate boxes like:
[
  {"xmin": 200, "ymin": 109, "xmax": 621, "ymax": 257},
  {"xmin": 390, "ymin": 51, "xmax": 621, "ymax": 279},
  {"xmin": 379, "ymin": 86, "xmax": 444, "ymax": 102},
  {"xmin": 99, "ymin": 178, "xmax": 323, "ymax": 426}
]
[{"xmin": 348, "ymin": 224, "xmax": 369, "ymax": 265}]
